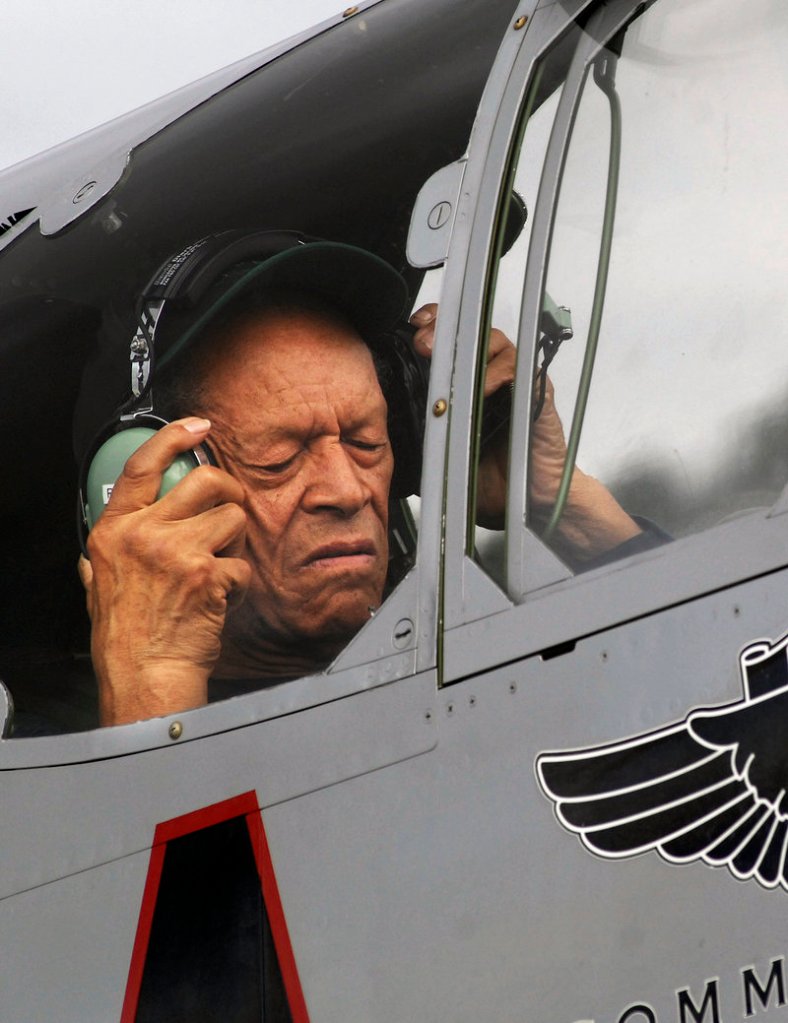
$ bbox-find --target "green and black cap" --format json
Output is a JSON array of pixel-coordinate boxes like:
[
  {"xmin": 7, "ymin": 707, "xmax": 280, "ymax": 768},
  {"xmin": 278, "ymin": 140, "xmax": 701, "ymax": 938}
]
[{"xmin": 144, "ymin": 229, "xmax": 410, "ymax": 371}]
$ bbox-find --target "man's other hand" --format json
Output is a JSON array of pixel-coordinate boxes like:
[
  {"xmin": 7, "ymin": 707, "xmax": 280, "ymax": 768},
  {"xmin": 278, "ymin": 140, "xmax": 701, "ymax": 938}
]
[{"xmin": 408, "ymin": 303, "xmax": 641, "ymax": 554}]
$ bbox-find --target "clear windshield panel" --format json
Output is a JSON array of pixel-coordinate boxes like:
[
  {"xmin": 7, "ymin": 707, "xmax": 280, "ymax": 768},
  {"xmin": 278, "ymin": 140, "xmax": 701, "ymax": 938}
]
[
  {"xmin": 534, "ymin": 0, "xmax": 788, "ymax": 559},
  {"xmin": 489, "ymin": 86, "xmax": 564, "ymax": 341}
]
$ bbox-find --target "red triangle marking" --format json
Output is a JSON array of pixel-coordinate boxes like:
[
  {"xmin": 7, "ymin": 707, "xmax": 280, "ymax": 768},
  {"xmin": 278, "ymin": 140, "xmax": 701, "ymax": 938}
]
[{"xmin": 120, "ymin": 791, "xmax": 310, "ymax": 1022}]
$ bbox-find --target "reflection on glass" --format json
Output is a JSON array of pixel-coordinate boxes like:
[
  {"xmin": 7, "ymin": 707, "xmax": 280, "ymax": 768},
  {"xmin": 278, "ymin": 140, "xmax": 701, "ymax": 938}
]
[{"xmin": 538, "ymin": 0, "xmax": 788, "ymax": 552}]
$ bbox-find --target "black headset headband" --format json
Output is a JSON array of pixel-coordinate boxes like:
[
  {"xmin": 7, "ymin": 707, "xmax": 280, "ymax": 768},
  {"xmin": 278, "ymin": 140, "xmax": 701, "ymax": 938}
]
[
  {"xmin": 142, "ymin": 230, "xmax": 308, "ymax": 306},
  {"xmin": 128, "ymin": 231, "xmax": 312, "ymax": 410}
]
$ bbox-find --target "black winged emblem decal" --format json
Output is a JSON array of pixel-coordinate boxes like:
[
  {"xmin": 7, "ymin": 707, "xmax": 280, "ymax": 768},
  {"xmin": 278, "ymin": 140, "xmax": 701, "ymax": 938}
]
[{"xmin": 537, "ymin": 633, "xmax": 788, "ymax": 891}]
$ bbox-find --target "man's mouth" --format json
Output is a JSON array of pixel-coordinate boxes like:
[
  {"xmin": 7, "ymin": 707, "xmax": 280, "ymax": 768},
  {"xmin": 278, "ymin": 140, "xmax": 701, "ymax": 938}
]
[{"xmin": 304, "ymin": 540, "xmax": 377, "ymax": 568}]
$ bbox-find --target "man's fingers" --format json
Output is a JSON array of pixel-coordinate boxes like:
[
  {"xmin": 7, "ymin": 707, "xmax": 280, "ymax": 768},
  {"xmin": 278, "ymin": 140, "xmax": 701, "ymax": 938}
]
[
  {"xmin": 410, "ymin": 303, "xmax": 437, "ymax": 326},
  {"xmin": 487, "ymin": 327, "xmax": 514, "ymax": 359},
  {"xmin": 104, "ymin": 418, "xmax": 212, "ymax": 514},
  {"xmin": 410, "ymin": 304, "xmax": 516, "ymax": 396},
  {"xmin": 410, "ymin": 302, "xmax": 438, "ymax": 357},
  {"xmin": 483, "ymin": 330, "xmax": 516, "ymax": 397},
  {"xmin": 186, "ymin": 501, "xmax": 248, "ymax": 557},
  {"xmin": 215, "ymin": 556, "xmax": 252, "ymax": 607},
  {"xmin": 153, "ymin": 464, "xmax": 246, "ymax": 521}
]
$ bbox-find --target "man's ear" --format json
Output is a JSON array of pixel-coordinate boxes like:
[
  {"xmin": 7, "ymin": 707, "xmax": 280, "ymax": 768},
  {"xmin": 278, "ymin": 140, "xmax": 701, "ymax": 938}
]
[{"xmin": 78, "ymin": 554, "xmax": 93, "ymax": 593}]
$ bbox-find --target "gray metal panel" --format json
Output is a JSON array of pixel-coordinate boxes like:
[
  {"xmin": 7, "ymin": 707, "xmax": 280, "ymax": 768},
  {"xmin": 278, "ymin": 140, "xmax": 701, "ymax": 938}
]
[
  {"xmin": 0, "ymin": 654, "xmax": 417, "ymax": 765},
  {"xmin": 0, "ymin": 852, "xmax": 148, "ymax": 1023},
  {"xmin": 329, "ymin": 564, "xmax": 419, "ymax": 674},
  {"xmin": 0, "ymin": 671, "xmax": 437, "ymax": 899},
  {"xmin": 254, "ymin": 569, "xmax": 788, "ymax": 1020},
  {"xmin": 2, "ymin": 576, "xmax": 786, "ymax": 1018},
  {"xmin": 445, "ymin": 508, "xmax": 788, "ymax": 681}
]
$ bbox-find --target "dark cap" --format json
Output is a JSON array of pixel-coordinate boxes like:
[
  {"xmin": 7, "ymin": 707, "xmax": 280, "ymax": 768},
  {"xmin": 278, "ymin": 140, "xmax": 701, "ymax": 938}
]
[{"xmin": 145, "ymin": 229, "xmax": 411, "ymax": 369}]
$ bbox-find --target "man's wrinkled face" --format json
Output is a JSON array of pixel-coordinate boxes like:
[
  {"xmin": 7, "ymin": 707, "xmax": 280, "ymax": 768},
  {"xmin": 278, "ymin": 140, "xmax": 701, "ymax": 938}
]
[{"xmin": 203, "ymin": 307, "xmax": 393, "ymax": 648}]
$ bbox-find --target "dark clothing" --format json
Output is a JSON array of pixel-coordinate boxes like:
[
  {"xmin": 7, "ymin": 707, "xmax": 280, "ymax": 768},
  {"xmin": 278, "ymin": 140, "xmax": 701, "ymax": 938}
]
[{"xmin": 583, "ymin": 516, "xmax": 671, "ymax": 571}]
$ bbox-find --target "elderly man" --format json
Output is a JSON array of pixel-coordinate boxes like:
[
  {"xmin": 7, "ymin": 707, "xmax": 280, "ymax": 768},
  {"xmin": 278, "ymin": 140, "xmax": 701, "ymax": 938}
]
[{"xmin": 78, "ymin": 231, "xmax": 645, "ymax": 727}]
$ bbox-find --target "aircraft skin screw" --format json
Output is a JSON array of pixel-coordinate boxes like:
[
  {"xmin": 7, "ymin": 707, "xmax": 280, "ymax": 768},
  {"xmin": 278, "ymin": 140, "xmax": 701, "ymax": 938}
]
[
  {"xmin": 514, "ymin": 16, "xmax": 528, "ymax": 30},
  {"xmin": 343, "ymin": 6, "xmax": 359, "ymax": 15},
  {"xmin": 169, "ymin": 721, "xmax": 183, "ymax": 740},
  {"xmin": 72, "ymin": 181, "xmax": 96, "ymax": 204},
  {"xmin": 433, "ymin": 398, "xmax": 448, "ymax": 417},
  {"xmin": 393, "ymin": 618, "xmax": 414, "ymax": 649}
]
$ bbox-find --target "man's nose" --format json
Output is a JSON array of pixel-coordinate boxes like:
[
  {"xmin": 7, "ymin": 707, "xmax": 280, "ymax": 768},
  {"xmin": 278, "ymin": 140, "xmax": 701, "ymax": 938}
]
[{"xmin": 302, "ymin": 441, "xmax": 370, "ymax": 516}]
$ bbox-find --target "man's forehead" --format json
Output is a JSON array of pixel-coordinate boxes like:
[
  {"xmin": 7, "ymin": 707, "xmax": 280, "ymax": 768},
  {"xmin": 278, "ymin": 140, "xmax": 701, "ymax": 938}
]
[
  {"xmin": 208, "ymin": 303, "xmax": 373, "ymax": 373},
  {"xmin": 231, "ymin": 376, "xmax": 383, "ymax": 417},
  {"xmin": 200, "ymin": 306, "xmax": 385, "ymax": 419}
]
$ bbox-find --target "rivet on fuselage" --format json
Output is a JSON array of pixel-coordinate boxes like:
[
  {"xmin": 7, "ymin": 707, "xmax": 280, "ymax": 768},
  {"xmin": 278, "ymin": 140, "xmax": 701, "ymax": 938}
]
[
  {"xmin": 433, "ymin": 398, "xmax": 448, "ymax": 417},
  {"xmin": 168, "ymin": 721, "xmax": 183, "ymax": 740},
  {"xmin": 514, "ymin": 15, "xmax": 528, "ymax": 30},
  {"xmin": 343, "ymin": 6, "xmax": 359, "ymax": 16}
]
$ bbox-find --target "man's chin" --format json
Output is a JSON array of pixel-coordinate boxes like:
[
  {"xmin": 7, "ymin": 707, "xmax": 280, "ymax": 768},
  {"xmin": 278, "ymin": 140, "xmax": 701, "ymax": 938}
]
[
  {"xmin": 216, "ymin": 602, "xmax": 369, "ymax": 680},
  {"xmin": 295, "ymin": 601, "xmax": 377, "ymax": 648},
  {"xmin": 227, "ymin": 589, "xmax": 380, "ymax": 653}
]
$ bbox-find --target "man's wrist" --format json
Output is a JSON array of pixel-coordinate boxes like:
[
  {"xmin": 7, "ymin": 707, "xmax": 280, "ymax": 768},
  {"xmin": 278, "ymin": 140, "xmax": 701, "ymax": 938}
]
[
  {"xmin": 534, "ymin": 470, "xmax": 642, "ymax": 560},
  {"xmin": 96, "ymin": 660, "xmax": 209, "ymax": 727}
]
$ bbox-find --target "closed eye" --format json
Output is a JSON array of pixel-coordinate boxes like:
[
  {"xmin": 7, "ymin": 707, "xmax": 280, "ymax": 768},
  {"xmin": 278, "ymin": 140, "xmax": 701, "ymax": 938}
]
[
  {"xmin": 344, "ymin": 438, "xmax": 387, "ymax": 453},
  {"xmin": 260, "ymin": 454, "xmax": 298, "ymax": 473},
  {"xmin": 245, "ymin": 451, "xmax": 300, "ymax": 474}
]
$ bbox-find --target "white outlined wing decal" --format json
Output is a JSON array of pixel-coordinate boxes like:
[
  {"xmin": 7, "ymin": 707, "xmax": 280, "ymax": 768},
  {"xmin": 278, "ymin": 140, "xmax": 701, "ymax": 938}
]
[{"xmin": 536, "ymin": 634, "xmax": 788, "ymax": 891}]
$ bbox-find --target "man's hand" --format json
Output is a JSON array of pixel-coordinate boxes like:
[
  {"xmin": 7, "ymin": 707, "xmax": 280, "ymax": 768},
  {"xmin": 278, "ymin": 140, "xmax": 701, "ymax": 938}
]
[
  {"xmin": 410, "ymin": 303, "xmax": 515, "ymax": 395},
  {"xmin": 527, "ymin": 374, "xmax": 641, "ymax": 559},
  {"xmin": 81, "ymin": 418, "xmax": 251, "ymax": 726},
  {"xmin": 409, "ymin": 303, "xmax": 641, "ymax": 556}
]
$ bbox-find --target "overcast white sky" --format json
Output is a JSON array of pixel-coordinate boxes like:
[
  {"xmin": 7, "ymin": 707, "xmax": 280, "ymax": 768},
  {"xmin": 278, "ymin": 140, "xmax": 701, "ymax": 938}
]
[{"xmin": 0, "ymin": 0, "xmax": 346, "ymax": 172}]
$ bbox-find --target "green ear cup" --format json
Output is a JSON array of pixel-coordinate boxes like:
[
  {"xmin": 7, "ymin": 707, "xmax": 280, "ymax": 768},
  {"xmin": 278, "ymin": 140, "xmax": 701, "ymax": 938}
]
[{"xmin": 84, "ymin": 427, "xmax": 200, "ymax": 530}]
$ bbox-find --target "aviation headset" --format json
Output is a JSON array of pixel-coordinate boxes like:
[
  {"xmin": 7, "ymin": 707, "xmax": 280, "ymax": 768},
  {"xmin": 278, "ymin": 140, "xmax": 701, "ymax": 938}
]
[{"xmin": 77, "ymin": 229, "xmax": 430, "ymax": 550}]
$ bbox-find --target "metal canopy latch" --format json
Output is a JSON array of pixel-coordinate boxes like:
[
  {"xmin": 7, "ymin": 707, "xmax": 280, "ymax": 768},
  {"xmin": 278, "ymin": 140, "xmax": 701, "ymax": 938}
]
[{"xmin": 406, "ymin": 159, "xmax": 466, "ymax": 269}]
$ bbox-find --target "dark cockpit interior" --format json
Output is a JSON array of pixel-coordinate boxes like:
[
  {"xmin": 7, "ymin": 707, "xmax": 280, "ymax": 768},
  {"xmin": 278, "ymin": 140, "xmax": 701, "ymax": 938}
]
[{"xmin": 0, "ymin": 0, "xmax": 519, "ymax": 733}]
